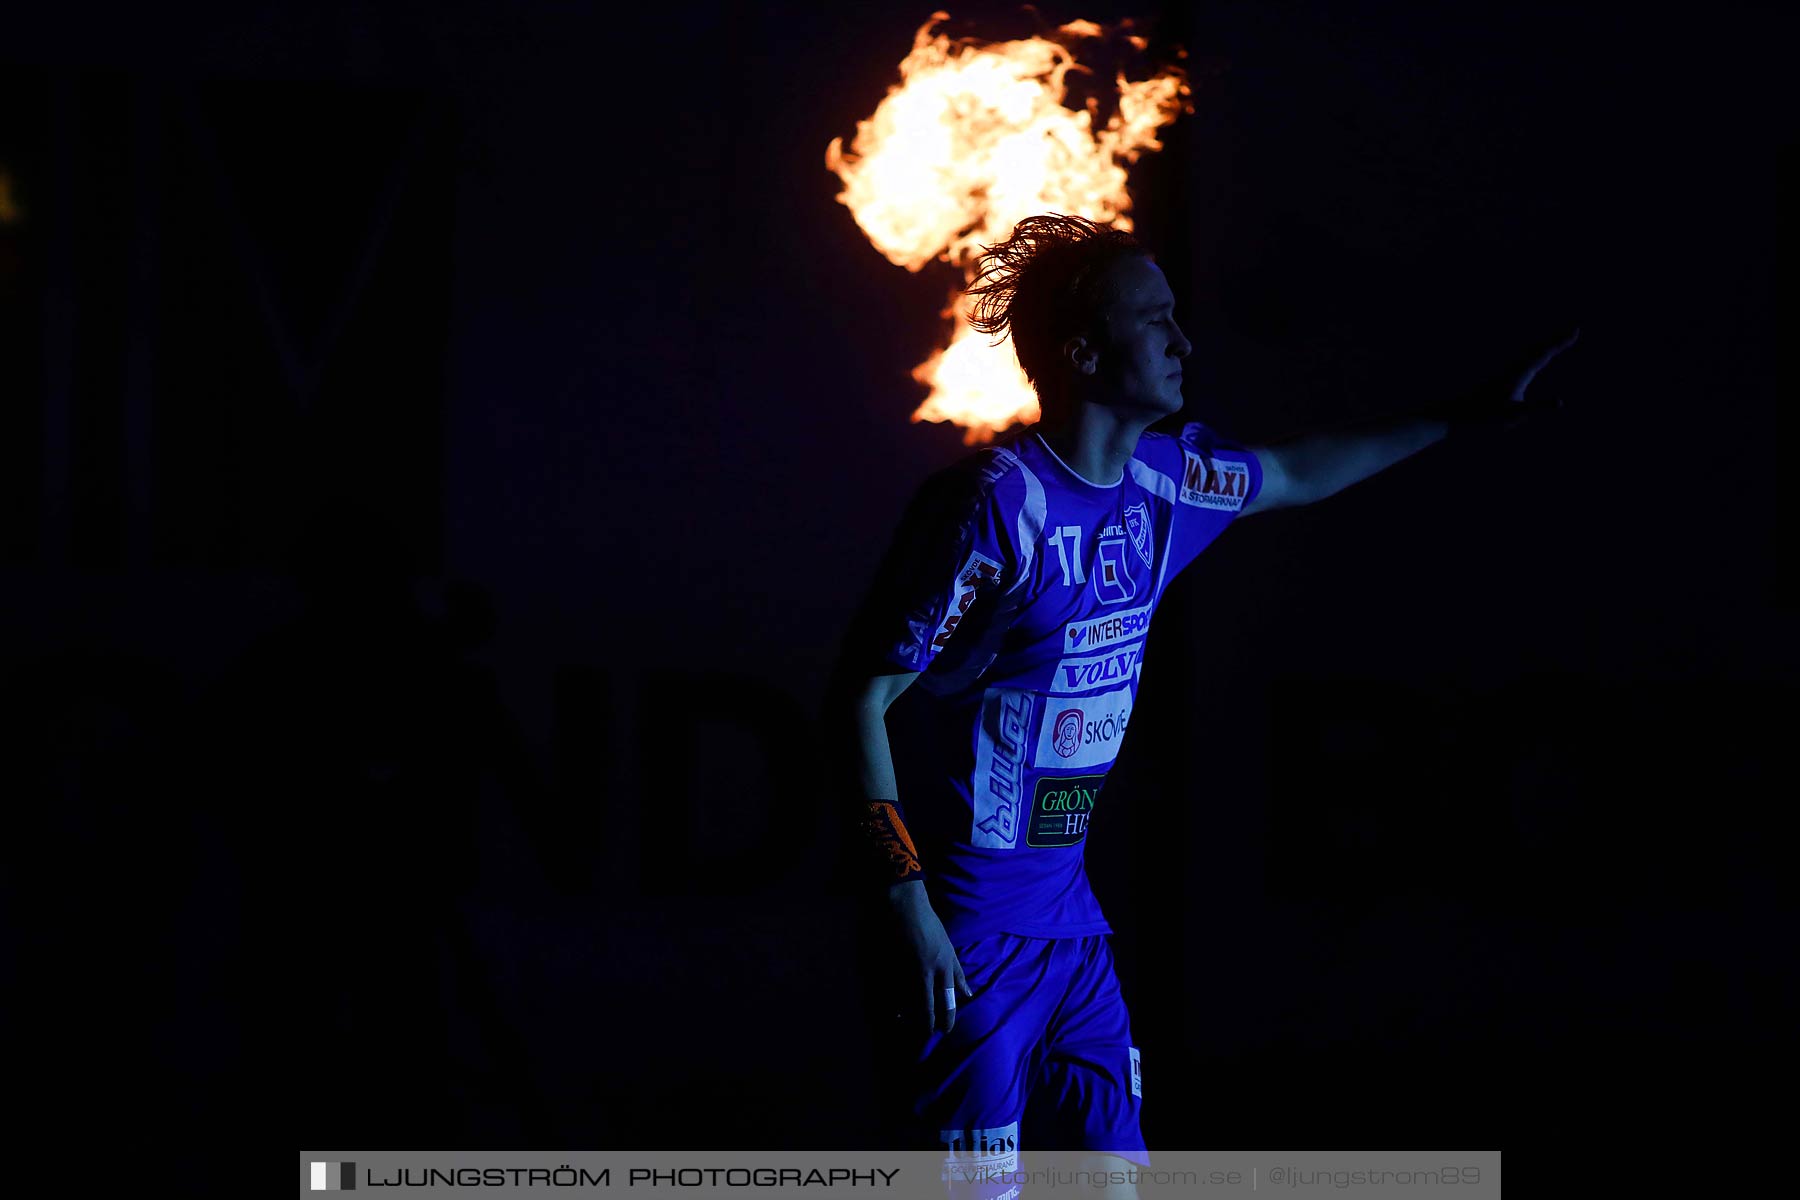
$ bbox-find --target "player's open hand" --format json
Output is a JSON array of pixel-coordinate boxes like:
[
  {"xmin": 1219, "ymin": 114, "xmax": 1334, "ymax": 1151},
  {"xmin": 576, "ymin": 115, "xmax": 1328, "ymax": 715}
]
[{"xmin": 889, "ymin": 887, "xmax": 975, "ymax": 1035}]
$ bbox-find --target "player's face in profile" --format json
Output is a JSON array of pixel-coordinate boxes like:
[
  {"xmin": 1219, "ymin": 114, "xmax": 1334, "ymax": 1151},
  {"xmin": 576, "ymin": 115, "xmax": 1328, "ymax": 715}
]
[{"xmin": 1092, "ymin": 255, "xmax": 1191, "ymax": 416}]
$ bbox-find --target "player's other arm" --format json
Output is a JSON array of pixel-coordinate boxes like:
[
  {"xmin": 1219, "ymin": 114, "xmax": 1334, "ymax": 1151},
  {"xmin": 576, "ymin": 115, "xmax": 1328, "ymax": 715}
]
[
  {"xmin": 836, "ymin": 666, "xmax": 931, "ymax": 911},
  {"xmin": 841, "ymin": 667, "xmax": 918, "ymax": 799},
  {"xmin": 1240, "ymin": 329, "xmax": 1580, "ymax": 515},
  {"xmin": 825, "ymin": 662, "xmax": 975, "ymax": 1033}
]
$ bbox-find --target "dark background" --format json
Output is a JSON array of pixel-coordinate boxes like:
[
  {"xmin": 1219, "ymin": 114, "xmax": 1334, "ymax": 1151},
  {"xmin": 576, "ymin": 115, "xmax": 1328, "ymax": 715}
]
[{"xmin": 3, "ymin": 0, "xmax": 1791, "ymax": 1169}]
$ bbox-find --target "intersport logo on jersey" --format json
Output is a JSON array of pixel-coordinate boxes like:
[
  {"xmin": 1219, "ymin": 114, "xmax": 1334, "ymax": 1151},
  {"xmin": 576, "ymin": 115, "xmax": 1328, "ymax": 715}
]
[
  {"xmin": 1063, "ymin": 603, "xmax": 1151, "ymax": 654},
  {"xmin": 1180, "ymin": 449, "xmax": 1250, "ymax": 511},
  {"xmin": 1033, "ymin": 684, "xmax": 1132, "ymax": 769},
  {"xmin": 1050, "ymin": 643, "xmax": 1144, "ymax": 694}
]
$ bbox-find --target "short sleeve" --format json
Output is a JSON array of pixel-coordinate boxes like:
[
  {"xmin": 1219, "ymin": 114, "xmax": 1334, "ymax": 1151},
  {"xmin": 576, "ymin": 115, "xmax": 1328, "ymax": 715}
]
[
  {"xmin": 841, "ymin": 456, "xmax": 1022, "ymax": 677},
  {"xmin": 1164, "ymin": 421, "xmax": 1261, "ymax": 575}
]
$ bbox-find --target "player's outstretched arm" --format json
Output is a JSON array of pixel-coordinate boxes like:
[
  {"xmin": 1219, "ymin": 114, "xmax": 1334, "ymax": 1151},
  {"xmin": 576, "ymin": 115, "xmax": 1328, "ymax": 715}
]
[{"xmin": 1240, "ymin": 328, "xmax": 1580, "ymax": 515}]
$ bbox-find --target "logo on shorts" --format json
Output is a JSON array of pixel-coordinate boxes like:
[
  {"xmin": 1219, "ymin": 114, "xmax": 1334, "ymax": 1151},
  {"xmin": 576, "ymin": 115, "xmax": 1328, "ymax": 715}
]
[
  {"xmin": 1180, "ymin": 449, "xmax": 1250, "ymax": 511},
  {"xmin": 940, "ymin": 1122, "xmax": 1019, "ymax": 1161},
  {"xmin": 1123, "ymin": 502, "xmax": 1153, "ymax": 570},
  {"xmin": 1129, "ymin": 1047, "xmax": 1142, "ymax": 1098}
]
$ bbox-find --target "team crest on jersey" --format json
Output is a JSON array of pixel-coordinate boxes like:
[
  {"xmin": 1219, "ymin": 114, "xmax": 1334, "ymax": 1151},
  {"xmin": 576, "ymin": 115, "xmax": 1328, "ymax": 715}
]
[
  {"xmin": 1093, "ymin": 536, "xmax": 1137, "ymax": 605},
  {"xmin": 1180, "ymin": 448, "xmax": 1250, "ymax": 511},
  {"xmin": 1123, "ymin": 502, "xmax": 1153, "ymax": 570}
]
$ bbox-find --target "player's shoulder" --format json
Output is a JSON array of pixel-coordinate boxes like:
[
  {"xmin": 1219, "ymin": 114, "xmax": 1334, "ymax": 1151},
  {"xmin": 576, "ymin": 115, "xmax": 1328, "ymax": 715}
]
[
  {"xmin": 928, "ymin": 428, "xmax": 1033, "ymax": 505},
  {"xmin": 1175, "ymin": 419, "xmax": 1247, "ymax": 452},
  {"xmin": 897, "ymin": 430, "xmax": 1032, "ymax": 545},
  {"xmin": 1132, "ymin": 420, "xmax": 1225, "ymax": 475},
  {"xmin": 1163, "ymin": 419, "xmax": 1257, "ymax": 468}
]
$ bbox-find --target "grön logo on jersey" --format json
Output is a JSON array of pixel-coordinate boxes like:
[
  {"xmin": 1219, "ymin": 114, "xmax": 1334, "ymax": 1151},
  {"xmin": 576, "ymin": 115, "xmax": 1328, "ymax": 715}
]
[{"xmin": 1026, "ymin": 774, "xmax": 1106, "ymax": 847}]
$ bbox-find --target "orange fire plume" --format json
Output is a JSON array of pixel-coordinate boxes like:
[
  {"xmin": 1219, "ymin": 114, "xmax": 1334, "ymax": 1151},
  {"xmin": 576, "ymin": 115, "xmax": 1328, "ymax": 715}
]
[{"xmin": 827, "ymin": 12, "xmax": 1189, "ymax": 442}]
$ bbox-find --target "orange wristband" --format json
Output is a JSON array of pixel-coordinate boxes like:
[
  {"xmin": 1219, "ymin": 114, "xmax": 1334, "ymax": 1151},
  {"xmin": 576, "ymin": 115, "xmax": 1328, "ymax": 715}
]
[{"xmin": 859, "ymin": 800, "xmax": 924, "ymax": 885}]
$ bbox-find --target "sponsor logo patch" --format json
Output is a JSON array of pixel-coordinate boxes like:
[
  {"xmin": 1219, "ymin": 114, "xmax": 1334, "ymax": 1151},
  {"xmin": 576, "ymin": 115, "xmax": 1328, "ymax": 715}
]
[
  {"xmin": 1032, "ymin": 684, "xmax": 1132, "ymax": 768},
  {"xmin": 940, "ymin": 1122, "xmax": 1019, "ymax": 1162},
  {"xmin": 1051, "ymin": 643, "xmax": 1145, "ymax": 694},
  {"xmin": 1130, "ymin": 1047, "xmax": 1142, "ymax": 1098},
  {"xmin": 1124, "ymin": 502, "xmax": 1154, "ymax": 569},
  {"xmin": 972, "ymin": 689, "xmax": 1034, "ymax": 848},
  {"xmin": 1063, "ymin": 603, "xmax": 1152, "ymax": 654},
  {"xmin": 1180, "ymin": 449, "xmax": 1250, "ymax": 511},
  {"xmin": 1027, "ymin": 773, "xmax": 1105, "ymax": 847},
  {"xmin": 932, "ymin": 550, "xmax": 1003, "ymax": 649}
]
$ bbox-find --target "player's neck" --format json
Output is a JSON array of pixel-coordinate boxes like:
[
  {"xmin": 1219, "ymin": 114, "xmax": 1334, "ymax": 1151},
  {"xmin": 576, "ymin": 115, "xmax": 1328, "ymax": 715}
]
[{"xmin": 1034, "ymin": 401, "xmax": 1154, "ymax": 489}]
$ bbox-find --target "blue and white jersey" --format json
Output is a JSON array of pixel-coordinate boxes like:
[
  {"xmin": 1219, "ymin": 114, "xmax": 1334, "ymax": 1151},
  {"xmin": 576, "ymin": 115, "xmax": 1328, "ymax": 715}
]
[{"xmin": 848, "ymin": 422, "xmax": 1262, "ymax": 943}]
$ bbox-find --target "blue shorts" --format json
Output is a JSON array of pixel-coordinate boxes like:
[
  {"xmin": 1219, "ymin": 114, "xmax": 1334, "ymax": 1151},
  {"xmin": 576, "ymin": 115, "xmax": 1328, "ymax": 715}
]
[{"xmin": 881, "ymin": 932, "xmax": 1149, "ymax": 1168}]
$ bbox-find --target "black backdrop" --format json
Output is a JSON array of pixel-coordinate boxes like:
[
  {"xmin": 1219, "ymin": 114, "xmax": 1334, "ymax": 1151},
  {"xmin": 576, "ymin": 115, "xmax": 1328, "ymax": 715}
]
[{"xmin": 2, "ymin": 0, "xmax": 1791, "ymax": 1170}]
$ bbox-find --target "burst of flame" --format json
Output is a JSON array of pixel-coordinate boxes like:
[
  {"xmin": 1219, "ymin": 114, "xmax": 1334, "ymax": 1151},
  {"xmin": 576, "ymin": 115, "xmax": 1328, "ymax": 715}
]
[{"xmin": 827, "ymin": 12, "xmax": 1188, "ymax": 442}]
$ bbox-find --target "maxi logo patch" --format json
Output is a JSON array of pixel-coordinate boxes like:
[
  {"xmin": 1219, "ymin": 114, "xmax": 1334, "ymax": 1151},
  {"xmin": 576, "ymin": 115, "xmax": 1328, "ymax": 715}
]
[
  {"xmin": 1032, "ymin": 683, "xmax": 1132, "ymax": 769},
  {"xmin": 1051, "ymin": 643, "xmax": 1145, "ymax": 694},
  {"xmin": 1026, "ymin": 773, "xmax": 1106, "ymax": 847},
  {"xmin": 1123, "ymin": 502, "xmax": 1154, "ymax": 570},
  {"xmin": 932, "ymin": 550, "xmax": 1003, "ymax": 648},
  {"xmin": 1179, "ymin": 449, "xmax": 1250, "ymax": 511},
  {"xmin": 1063, "ymin": 603, "xmax": 1152, "ymax": 654}
]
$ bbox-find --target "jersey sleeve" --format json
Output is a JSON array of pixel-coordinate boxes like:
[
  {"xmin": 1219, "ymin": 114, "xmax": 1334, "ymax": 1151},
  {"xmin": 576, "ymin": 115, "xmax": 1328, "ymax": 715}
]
[
  {"xmin": 842, "ymin": 455, "xmax": 1024, "ymax": 677},
  {"xmin": 1163, "ymin": 420, "xmax": 1262, "ymax": 576}
]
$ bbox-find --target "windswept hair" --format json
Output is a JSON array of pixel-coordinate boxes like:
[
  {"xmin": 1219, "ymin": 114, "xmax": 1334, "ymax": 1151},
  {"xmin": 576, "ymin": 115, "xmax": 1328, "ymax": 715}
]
[{"xmin": 964, "ymin": 214, "xmax": 1146, "ymax": 399}]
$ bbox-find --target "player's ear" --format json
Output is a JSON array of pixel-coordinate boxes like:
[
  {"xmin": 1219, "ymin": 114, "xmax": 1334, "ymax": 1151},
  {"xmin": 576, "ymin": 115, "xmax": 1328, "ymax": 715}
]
[{"xmin": 1061, "ymin": 335, "xmax": 1098, "ymax": 376}]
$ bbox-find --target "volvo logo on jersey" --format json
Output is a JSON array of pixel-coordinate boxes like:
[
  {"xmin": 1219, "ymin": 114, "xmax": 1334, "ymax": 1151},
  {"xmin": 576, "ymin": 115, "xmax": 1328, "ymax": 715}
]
[
  {"xmin": 1027, "ymin": 773, "xmax": 1106, "ymax": 847},
  {"xmin": 1050, "ymin": 643, "xmax": 1144, "ymax": 694}
]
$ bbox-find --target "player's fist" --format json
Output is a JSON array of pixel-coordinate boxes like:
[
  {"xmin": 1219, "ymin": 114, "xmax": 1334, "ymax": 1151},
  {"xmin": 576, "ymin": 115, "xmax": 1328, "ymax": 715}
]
[
  {"xmin": 1504, "ymin": 327, "xmax": 1580, "ymax": 412},
  {"xmin": 1449, "ymin": 327, "xmax": 1581, "ymax": 440}
]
